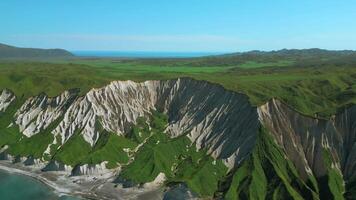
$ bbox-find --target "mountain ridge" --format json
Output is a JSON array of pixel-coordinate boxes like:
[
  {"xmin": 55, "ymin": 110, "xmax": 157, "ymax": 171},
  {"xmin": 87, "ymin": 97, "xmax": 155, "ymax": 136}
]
[{"xmin": 0, "ymin": 43, "xmax": 74, "ymax": 59}]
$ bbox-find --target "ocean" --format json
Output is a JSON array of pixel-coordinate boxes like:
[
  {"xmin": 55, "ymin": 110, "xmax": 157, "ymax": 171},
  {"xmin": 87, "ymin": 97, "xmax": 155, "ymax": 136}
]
[
  {"xmin": 0, "ymin": 169, "xmax": 80, "ymax": 200},
  {"xmin": 72, "ymin": 51, "xmax": 224, "ymax": 58}
]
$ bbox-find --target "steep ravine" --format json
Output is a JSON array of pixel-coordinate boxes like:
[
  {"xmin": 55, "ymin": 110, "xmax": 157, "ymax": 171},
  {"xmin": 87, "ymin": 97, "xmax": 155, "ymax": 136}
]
[{"xmin": 0, "ymin": 78, "xmax": 355, "ymax": 199}]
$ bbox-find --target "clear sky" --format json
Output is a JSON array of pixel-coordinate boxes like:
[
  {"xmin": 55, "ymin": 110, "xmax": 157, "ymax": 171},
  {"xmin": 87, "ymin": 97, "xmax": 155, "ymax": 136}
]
[{"xmin": 1, "ymin": 0, "xmax": 356, "ymax": 52}]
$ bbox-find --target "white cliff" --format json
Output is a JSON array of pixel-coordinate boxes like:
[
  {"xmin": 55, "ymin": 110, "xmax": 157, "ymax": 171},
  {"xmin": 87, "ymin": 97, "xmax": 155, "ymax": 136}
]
[
  {"xmin": 52, "ymin": 80, "xmax": 160, "ymax": 146},
  {"xmin": 71, "ymin": 161, "xmax": 111, "ymax": 176},
  {"xmin": 0, "ymin": 89, "xmax": 15, "ymax": 112}
]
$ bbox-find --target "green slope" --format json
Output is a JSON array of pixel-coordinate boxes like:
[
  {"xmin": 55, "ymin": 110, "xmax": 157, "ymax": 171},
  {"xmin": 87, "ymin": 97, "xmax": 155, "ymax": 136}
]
[
  {"xmin": 223, "ymin": 127, "xmax": 347, "ymax": 200},
  {"xmin": 0, "ymin": 99, "xmax": 23, "ymax": 148},
  {"xmin": 224, "ymin": 128, "xmax": 320, "ymax": 200}
]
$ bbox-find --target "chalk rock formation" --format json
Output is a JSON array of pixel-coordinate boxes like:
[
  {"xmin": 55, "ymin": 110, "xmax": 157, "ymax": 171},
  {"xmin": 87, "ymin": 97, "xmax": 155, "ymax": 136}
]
[
  {"xmin": 0, "ymin": 89, "xmax": 15, "ymax": 112},
  {"xmin": 14, "ymin": 89, "xmax": 78, "ymax": 137},
  {"xmin": 71, "ymin": 162, "xmax": 110, "ymax": 176}
]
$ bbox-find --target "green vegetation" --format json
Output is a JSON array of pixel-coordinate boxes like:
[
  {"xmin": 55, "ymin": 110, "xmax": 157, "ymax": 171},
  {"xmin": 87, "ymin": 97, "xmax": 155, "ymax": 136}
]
[
  {"xmin": 0, "ymin": 100, "xmax": 23, "ymax": 148},
  {"xmin": 53, "ymin": 130, "xmax": 137, "ymax": 168},
  {"xmin": 234, "ymin": 60, "xmax": 293, "ymax": 69},
  {"xmin": 7, "ymin": 132, "xmax": 52, "ymax": 158},
  {"xmin": 120, "ymin": 111, "xmax": 228, "ymax": 196},
  {"xmin": 0, "ymin": 43, "xmax": 73, "ymax": 59},
  {"xmin": 85, "ymin": 133, "xmax": 137, "ymax": 168},
  {"xmin": 224, "ymin": 128, "xmax": 320, "ymax": 200},
  {"xmin": 321, "ymin": 149, "xmax": 345, "ymax": 200},
  {"xmin": 54, "ymin": 132, "xmax": 92, "ymax": 166}
]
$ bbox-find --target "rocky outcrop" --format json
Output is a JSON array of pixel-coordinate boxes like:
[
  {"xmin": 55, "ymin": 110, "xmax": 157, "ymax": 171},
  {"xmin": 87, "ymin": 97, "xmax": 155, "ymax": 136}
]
[
  {"xmin": 71, "ymin": 162, "xmax": 110, "ymax": 176},
  {"xmin": 14, "ymin": 89, "xmax": 79, "ymax": 137},
  {"xmin": 42, "ymin": 160, "xmax": 73, "ymax": 173},
  {"xmin": 23, "ymin": 156, "xmax": 47, "ymax": 168},
  {"xmin": 0, "ymin": 146, "xmax": 13, "ymax": 161},
  {"xmin": 0, "ymin": 89, "xmax": 15, "ymax": 112}
]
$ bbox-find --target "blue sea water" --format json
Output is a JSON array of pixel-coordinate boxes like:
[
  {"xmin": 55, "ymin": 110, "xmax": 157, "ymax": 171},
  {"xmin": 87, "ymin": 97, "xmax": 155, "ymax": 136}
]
[
  {"xmin": 0, "ymin": 170, "xmax": 81, "ymax": 200},
  {"xmin": 72, "ymin": 51, "xmax": 224, "ymax": 58}
]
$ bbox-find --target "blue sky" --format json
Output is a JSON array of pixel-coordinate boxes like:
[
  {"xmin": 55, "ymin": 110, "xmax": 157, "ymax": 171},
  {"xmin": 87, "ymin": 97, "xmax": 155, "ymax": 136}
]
[{"xmin": 1, "ymin": 0, "xmax": 356, "ymax": 51}]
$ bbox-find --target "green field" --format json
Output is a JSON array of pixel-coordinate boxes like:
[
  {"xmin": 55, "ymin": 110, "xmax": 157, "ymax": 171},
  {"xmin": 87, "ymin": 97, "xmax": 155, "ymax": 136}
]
[{"xmin": 0, "ymin": 56, "xmax": 355, "ymax": 117}]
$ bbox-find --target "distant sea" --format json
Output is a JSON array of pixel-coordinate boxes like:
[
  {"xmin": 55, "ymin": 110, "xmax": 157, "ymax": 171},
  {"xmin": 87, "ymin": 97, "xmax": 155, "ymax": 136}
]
[
  {"xmin": 0, "ymin": 169, "xmax": 80, "ymax": 200},
  {"xmin": 72, "ymin": 51, "xmax": 224, "ymax": 58}
]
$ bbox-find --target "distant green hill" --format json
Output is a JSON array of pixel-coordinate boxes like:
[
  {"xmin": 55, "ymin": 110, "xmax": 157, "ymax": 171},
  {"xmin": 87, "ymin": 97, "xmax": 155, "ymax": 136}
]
[
  {"xmin": 0, "ymin": 43, "xmax": 74, "ymax": 59},
  {"xmin": 128, "ymin": 48, "xmax": 356, "ymax": 68}
]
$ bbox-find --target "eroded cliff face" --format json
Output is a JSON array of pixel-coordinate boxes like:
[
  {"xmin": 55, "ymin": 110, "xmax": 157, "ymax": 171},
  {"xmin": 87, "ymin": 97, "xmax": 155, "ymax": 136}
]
[
  {"xmin": 334, "ymin": 105, "xmax": 356, "ymax": 181},
  {"xmin": 14, "ymin": 89, "xmax": 79, "ymax": 137},
  {"xmin": 258, "ymin": 99, "xmax": 356, "ymax": 182},
  {"xmin": 161, "ymin": 79, "xmax": 258, "ymax": 166},
  {"xmin": 1, "ymin": 78, "xmax": 259, "ymax": 169}
]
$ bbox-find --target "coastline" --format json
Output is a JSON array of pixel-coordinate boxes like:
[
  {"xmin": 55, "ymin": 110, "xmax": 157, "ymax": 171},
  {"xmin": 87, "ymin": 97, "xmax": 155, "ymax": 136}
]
[{"xmin": 0, "ymin": 160, "xmax": 164, "ymax": 200}]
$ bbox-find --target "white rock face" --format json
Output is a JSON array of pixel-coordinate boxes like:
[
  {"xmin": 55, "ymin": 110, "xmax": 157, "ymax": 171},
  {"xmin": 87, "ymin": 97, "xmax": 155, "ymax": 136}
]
[
  {"xmin": 12, "ymin": 78, "xmax": 259, "ymax": 169},
  {"xmin": 71, "ymin": 162, "xmax": 110, "ymax": 176},
  {"xmin": 52, "ymin": 80, "xmax": 160, "ymax": 146},
  {"xmin": 14, "ymin": 90, "xmax": 78, "ymax": 137},
  {"xmin": 54, "ymin": 79, "xmax": 258, "ymax": 167},
  {"xmin": 0, "ymin": 89, "xmax": 15, "ymax": 112},
  {"xmin": 162, "ymin": 79, "xmax": 259, "ymax": 168}
]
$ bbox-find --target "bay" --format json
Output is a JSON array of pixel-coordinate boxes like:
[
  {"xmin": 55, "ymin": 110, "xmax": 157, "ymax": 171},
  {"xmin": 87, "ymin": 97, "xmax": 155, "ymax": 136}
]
[{"xmin": 0, "ymin": 169, "xmax": 81, "ymax": 200}]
